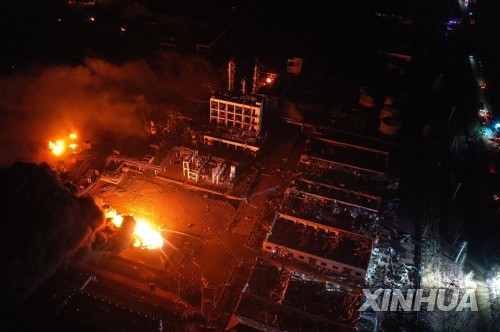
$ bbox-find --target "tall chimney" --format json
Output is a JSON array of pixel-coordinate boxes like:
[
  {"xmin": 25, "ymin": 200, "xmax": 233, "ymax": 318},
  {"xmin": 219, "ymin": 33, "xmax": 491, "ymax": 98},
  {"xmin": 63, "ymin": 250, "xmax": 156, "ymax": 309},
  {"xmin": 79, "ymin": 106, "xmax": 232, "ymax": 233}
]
[
  {"xmin": 241, "ymin": 78, "xmax": 246, "ymax": 95},
  {"xmin": 228, "ymin": 59, "xmax": 235, "ymax": 92},
  {"xmin": 252, "ymin": 59, "xmax": 260, "ymax": 95}
]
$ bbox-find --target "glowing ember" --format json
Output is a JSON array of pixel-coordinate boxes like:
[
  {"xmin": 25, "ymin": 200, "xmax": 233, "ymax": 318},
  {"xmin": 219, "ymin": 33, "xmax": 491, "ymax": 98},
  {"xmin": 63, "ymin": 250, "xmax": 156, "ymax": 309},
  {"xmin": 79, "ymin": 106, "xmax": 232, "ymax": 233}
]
[
  {"xmin": 69, "ymin": 143, "xmax": 78, "ymax": 149},
  {"xmin": 266, "ymin": 77, "xmax": 272, "ymax": 83},
  {"xmin": 49, "ymin": 140, "xmax": 65, "ymax": 156},
  {"xmin": 133, "ymin": 220, "xmax": 164, "ymax": 250},
  {"xmin": 69, "ymin": 133, "xmax": 77, "ymax": 140}
]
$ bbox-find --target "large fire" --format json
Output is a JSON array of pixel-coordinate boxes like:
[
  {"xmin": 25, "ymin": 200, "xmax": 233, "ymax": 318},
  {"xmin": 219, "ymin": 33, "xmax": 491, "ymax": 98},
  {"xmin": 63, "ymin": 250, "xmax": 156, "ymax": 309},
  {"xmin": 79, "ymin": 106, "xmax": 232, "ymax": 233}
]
[
  {"xmin": 133, "ymin": 220, "xmax": 164, "ymax": 250},
  {"xmin": 105, "ymin": 209, "xmax": 163, "ymax": 250},
  {"xmin": 48, "ymin": 132, "xmax": 79, "ymax": 156},
  {"xmin": 48, "ymin": 140, "xmax": 65, "ymax": 156}
]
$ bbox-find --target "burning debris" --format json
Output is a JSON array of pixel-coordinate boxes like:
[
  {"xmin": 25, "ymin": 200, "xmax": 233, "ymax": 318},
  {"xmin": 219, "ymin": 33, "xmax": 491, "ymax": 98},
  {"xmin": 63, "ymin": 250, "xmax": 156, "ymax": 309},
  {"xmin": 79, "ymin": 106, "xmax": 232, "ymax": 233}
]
[
  {"xmin": 105, "ymin": 209, "xmax": 164, "ymax": 250},
  {"xmin": 48, "ymin": 132, "xmax": 80, "ymax": 157}
]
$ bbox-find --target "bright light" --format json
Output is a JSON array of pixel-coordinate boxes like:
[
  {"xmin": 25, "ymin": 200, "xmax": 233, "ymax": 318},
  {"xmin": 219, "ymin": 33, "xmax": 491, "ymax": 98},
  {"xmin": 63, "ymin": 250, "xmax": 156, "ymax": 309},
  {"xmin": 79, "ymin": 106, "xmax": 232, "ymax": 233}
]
[
  {"xmin": 495, "ymin": 123, "xmax": 500, "ymax": 129},
  {"xmin": 49, "ymin": 140, "xmax": 65, "ymax": 156},
  {"xmin": 105, "ymin": 210, "xmax": 123, "ymax": 227},
  {"xmin": 89, "ymin": 17, "xmax": 95, "ymax": 22},
  {"xmin": 133, "ymin": 220, "xmax": 163, "ymax": 250},
  {"xmin": 266, "ymin": 77, "xmax": 272, "ymax": 84},
  {"xmin": 48, "ymin": 133, "xmax": 80, "ymax": 156},
  {"xmin": 487, "ymin": 274, "xmax": 500, "ymax": 298},
  {"xmin": 105, "ymin": 209, "xmax": 163, "ymax": 250},
  {"xmin": 463, "ymin": 271, "xmax": 477, "ymax": 289}
]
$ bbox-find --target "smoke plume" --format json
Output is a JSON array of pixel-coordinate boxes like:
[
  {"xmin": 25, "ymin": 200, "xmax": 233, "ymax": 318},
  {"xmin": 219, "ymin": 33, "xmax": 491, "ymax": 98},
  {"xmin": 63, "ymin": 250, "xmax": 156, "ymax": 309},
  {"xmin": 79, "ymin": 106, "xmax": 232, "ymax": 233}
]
[
  {"xmin": 0, "ymin": 162, "xmax": 105, "ymax": 307},
  {"xmin": 0, "ymin": 51, "xmax": 220, "ymax": 165},
  {"xmin": 0, "ymin": 162, "xmax": 142, "ymax": 313}
]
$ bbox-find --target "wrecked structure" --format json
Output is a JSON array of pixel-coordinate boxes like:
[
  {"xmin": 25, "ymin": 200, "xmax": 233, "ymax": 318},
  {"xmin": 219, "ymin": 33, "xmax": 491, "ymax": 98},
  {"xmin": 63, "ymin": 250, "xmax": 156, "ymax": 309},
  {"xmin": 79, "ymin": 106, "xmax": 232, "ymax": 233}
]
[
  {"xmin": 102, "ymin": 147, "xmax": 238, "ymax": 190},
  {"xmin": 227, "ymin": 258, "xmax": 362, "ymax": 331},
  {"xmin": 181, "ymin": 148, "xmax": 236, "ymax": 188},
  {"xmin": 300, "ymin": 137, "xmax": 389, "ymax": 175},
  {"xmin": 263, "ymin": 216, "xmax": 373, "ymax": 279},
  {"xmin": 205, "ymin": 95, "xmax": 264, "ymax": 155},
  {"xmin": 204, "ymin": 59, "xmax": 275, "ymax": 156},
  {"xmin": 279, "ymin": 190, "xmax": 379, "ymax": 237},
  {"xmin": 205, "ymin": 94, "xmax": 264, "ymax": 155},
  {"xmin": 209, "ymin": 94, "xmax": 263, "ymax": 133}
]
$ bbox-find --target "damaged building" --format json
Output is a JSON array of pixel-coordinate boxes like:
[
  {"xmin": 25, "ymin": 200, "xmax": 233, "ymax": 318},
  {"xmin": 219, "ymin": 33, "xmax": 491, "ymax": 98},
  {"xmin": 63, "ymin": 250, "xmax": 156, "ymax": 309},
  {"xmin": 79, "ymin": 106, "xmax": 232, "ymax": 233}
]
[
  {"xmin": 182, "ymin": 149, "xmax": 236, "ymax": 188},
  {"xmin": 227, "ymin": 258, "xmax": 363, "ymax": 331},
  {"xmin": 263, "ymin": 216, "xmax": 373, "ymax": 279},
  {"xmin": 205, "ymin": 94, "xmax": 264, "ymax": 155}
]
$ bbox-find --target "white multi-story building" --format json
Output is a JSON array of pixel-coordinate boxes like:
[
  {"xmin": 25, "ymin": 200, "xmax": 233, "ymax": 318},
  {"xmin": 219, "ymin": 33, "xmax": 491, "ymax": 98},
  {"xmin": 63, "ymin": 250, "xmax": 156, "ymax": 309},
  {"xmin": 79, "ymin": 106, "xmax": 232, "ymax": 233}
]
[{"xmin": 209, "ymin": 96, "xmax": 263, "ymax": 134}]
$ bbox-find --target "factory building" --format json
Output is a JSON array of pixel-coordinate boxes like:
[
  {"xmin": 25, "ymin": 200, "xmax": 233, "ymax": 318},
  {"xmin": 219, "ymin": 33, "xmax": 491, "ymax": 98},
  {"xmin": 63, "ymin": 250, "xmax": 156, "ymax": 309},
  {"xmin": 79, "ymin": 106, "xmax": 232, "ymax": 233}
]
[
  {"xmin": 209, "ymin": 95, "xmax": 263, "ymax": 133},
  {"xmin": 263, "ymin": 215, "xmax": 373, "ymax": 279},
  {"xmin": 203, "ymin": 58, "xmax": 270, "ymax": 155}
]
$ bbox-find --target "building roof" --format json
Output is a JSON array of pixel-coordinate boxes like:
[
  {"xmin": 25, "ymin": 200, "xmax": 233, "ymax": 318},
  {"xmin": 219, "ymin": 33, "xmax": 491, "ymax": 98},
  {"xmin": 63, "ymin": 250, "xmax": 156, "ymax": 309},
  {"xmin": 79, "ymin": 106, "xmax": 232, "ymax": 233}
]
[
  {"xmin": 303, "ymin": 137, "xmax": 388, "ymax": 174},
  {"xmin": 291, "ymin": 178, "xmax": 380, "ymax": 212},
  {"xmin": 279, "ymin": 193, "xmax": 377, "ymax": 235},
  {"xmin": 267, "ymin": 218, "xmax": 372, "ymax": 270},
  {"xmin": 211, "ymin": 93, "xmax": 263, "ymax": 108},
  {"xmin": 296, "ymin": 162, "xmax": 387, "ymax": 197}
]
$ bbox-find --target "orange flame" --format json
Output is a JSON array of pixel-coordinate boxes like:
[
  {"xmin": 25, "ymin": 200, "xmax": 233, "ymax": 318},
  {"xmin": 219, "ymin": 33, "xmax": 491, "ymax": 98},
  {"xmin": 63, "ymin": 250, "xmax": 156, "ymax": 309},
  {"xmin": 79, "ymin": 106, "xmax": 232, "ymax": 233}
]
[
  {"xmin": 49, "ymin": 140, "xmax": 65, "ymax": 156},
  {"xmin": 105, "ymin": 209, "xmax": 163, "ymax": 250},
  {"xmin": 105, "ymin": 210, "xmax": 123, "ymax": 227},
  {"xmin": 48, "ymin": 132, "xmax": 80, "ymax": 156},
  {"xmin": 133, "ymin": 220, "xmax": 164, "ymax": 250}
]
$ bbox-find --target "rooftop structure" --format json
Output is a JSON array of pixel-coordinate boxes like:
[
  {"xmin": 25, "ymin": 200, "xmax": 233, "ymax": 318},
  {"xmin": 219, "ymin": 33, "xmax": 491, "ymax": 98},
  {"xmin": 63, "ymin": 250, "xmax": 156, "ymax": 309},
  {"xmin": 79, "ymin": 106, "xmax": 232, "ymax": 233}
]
[
  {"xmin": 279, "ymin": 191, "xmax": 377, "ymax": 236},
  {"xmin": 301, "ymin": 137, "xmax": 389, "ymax": 175},
  {"xmin": 203, "ymin": 126, "xmax": 263, "ymax": 155},
  {"xmin": 296, "ymin": 162, "xmax": 387, "ymax": 198},
  {"xmin": 290, "ymin": 177, "xmax": 381, "ymax": 212},
  {"xmin": 182, "ymin": 149, "xmax": 236, "ymax": 188},
  {"xmin": 264, "ymin": 217, "xmax": 373, "ymax": 279}
]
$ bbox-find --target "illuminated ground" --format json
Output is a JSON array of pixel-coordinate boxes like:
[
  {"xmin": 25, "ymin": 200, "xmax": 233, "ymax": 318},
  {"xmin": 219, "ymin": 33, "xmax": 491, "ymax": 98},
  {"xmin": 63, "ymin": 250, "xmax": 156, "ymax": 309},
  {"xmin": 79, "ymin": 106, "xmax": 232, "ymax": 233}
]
[{"xmin": 89, "ymin": 172, "xmax": 261, "ymax": 326}]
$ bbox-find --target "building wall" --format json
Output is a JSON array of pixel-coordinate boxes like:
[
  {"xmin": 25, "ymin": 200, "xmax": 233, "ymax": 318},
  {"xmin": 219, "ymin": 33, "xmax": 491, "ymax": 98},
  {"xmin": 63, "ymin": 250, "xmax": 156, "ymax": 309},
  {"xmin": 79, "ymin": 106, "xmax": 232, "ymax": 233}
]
[
  {"xmin": 210, "ymin": 97, "xmax": 263, "ymax": 133},
  {"xmin": 262, "ymin": 241, "xmax": 367, "ymax": 279}
]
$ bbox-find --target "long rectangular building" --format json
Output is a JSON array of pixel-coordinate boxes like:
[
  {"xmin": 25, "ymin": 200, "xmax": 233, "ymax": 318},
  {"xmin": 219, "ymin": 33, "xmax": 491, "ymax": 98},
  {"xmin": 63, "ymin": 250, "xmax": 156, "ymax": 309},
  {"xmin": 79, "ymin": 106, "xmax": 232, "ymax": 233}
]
[{"xmin": 263, "ymin": 216, "xmax": 373, "ymax": 279}]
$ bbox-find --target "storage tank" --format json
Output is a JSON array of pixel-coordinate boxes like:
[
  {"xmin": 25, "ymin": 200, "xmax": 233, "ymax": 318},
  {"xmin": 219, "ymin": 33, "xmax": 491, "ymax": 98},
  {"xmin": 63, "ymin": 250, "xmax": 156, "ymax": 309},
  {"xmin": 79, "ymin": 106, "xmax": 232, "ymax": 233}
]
[
  {"xmin": 379, "ymin": 117, "xmax": 402, "ymax": 136},
  {"xmin": 359, "ymin": 86, "xmax": 375, "ymax": 108},
  {"xmin": 359, "ymin": 93, "xmax": 375, "ymax": 108},
  {"xmin": 379, "ymin": 105, "xmax": 400, "ymax": 119}
]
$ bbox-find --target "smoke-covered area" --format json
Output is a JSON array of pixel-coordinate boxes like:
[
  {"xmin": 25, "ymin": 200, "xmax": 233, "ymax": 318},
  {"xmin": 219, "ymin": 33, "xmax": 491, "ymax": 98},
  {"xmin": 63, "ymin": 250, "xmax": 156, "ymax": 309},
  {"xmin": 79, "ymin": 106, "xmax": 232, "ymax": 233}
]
[
  {"xmin": 84, "ymin": 214, "xmax": 137, "ymax": 256},
  {"xmin": 0, "ymin": 162, "xmax": 105, "ymax": 308},
  {"xmin": 0, "ymin": 51, "xmax": 220, "ymax": 165},
  {"xmin": 281, "ymin": 99, "xmax": 304, "ymax": 121}
]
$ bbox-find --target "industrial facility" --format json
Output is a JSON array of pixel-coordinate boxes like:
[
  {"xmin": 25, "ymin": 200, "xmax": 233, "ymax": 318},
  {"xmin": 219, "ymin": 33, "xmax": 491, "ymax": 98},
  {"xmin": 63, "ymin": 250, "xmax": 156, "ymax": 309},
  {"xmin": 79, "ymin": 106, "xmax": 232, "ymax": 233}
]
[{"xmin": 2, "ymin": 1, "xmax": 493, "ymax": 332}]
